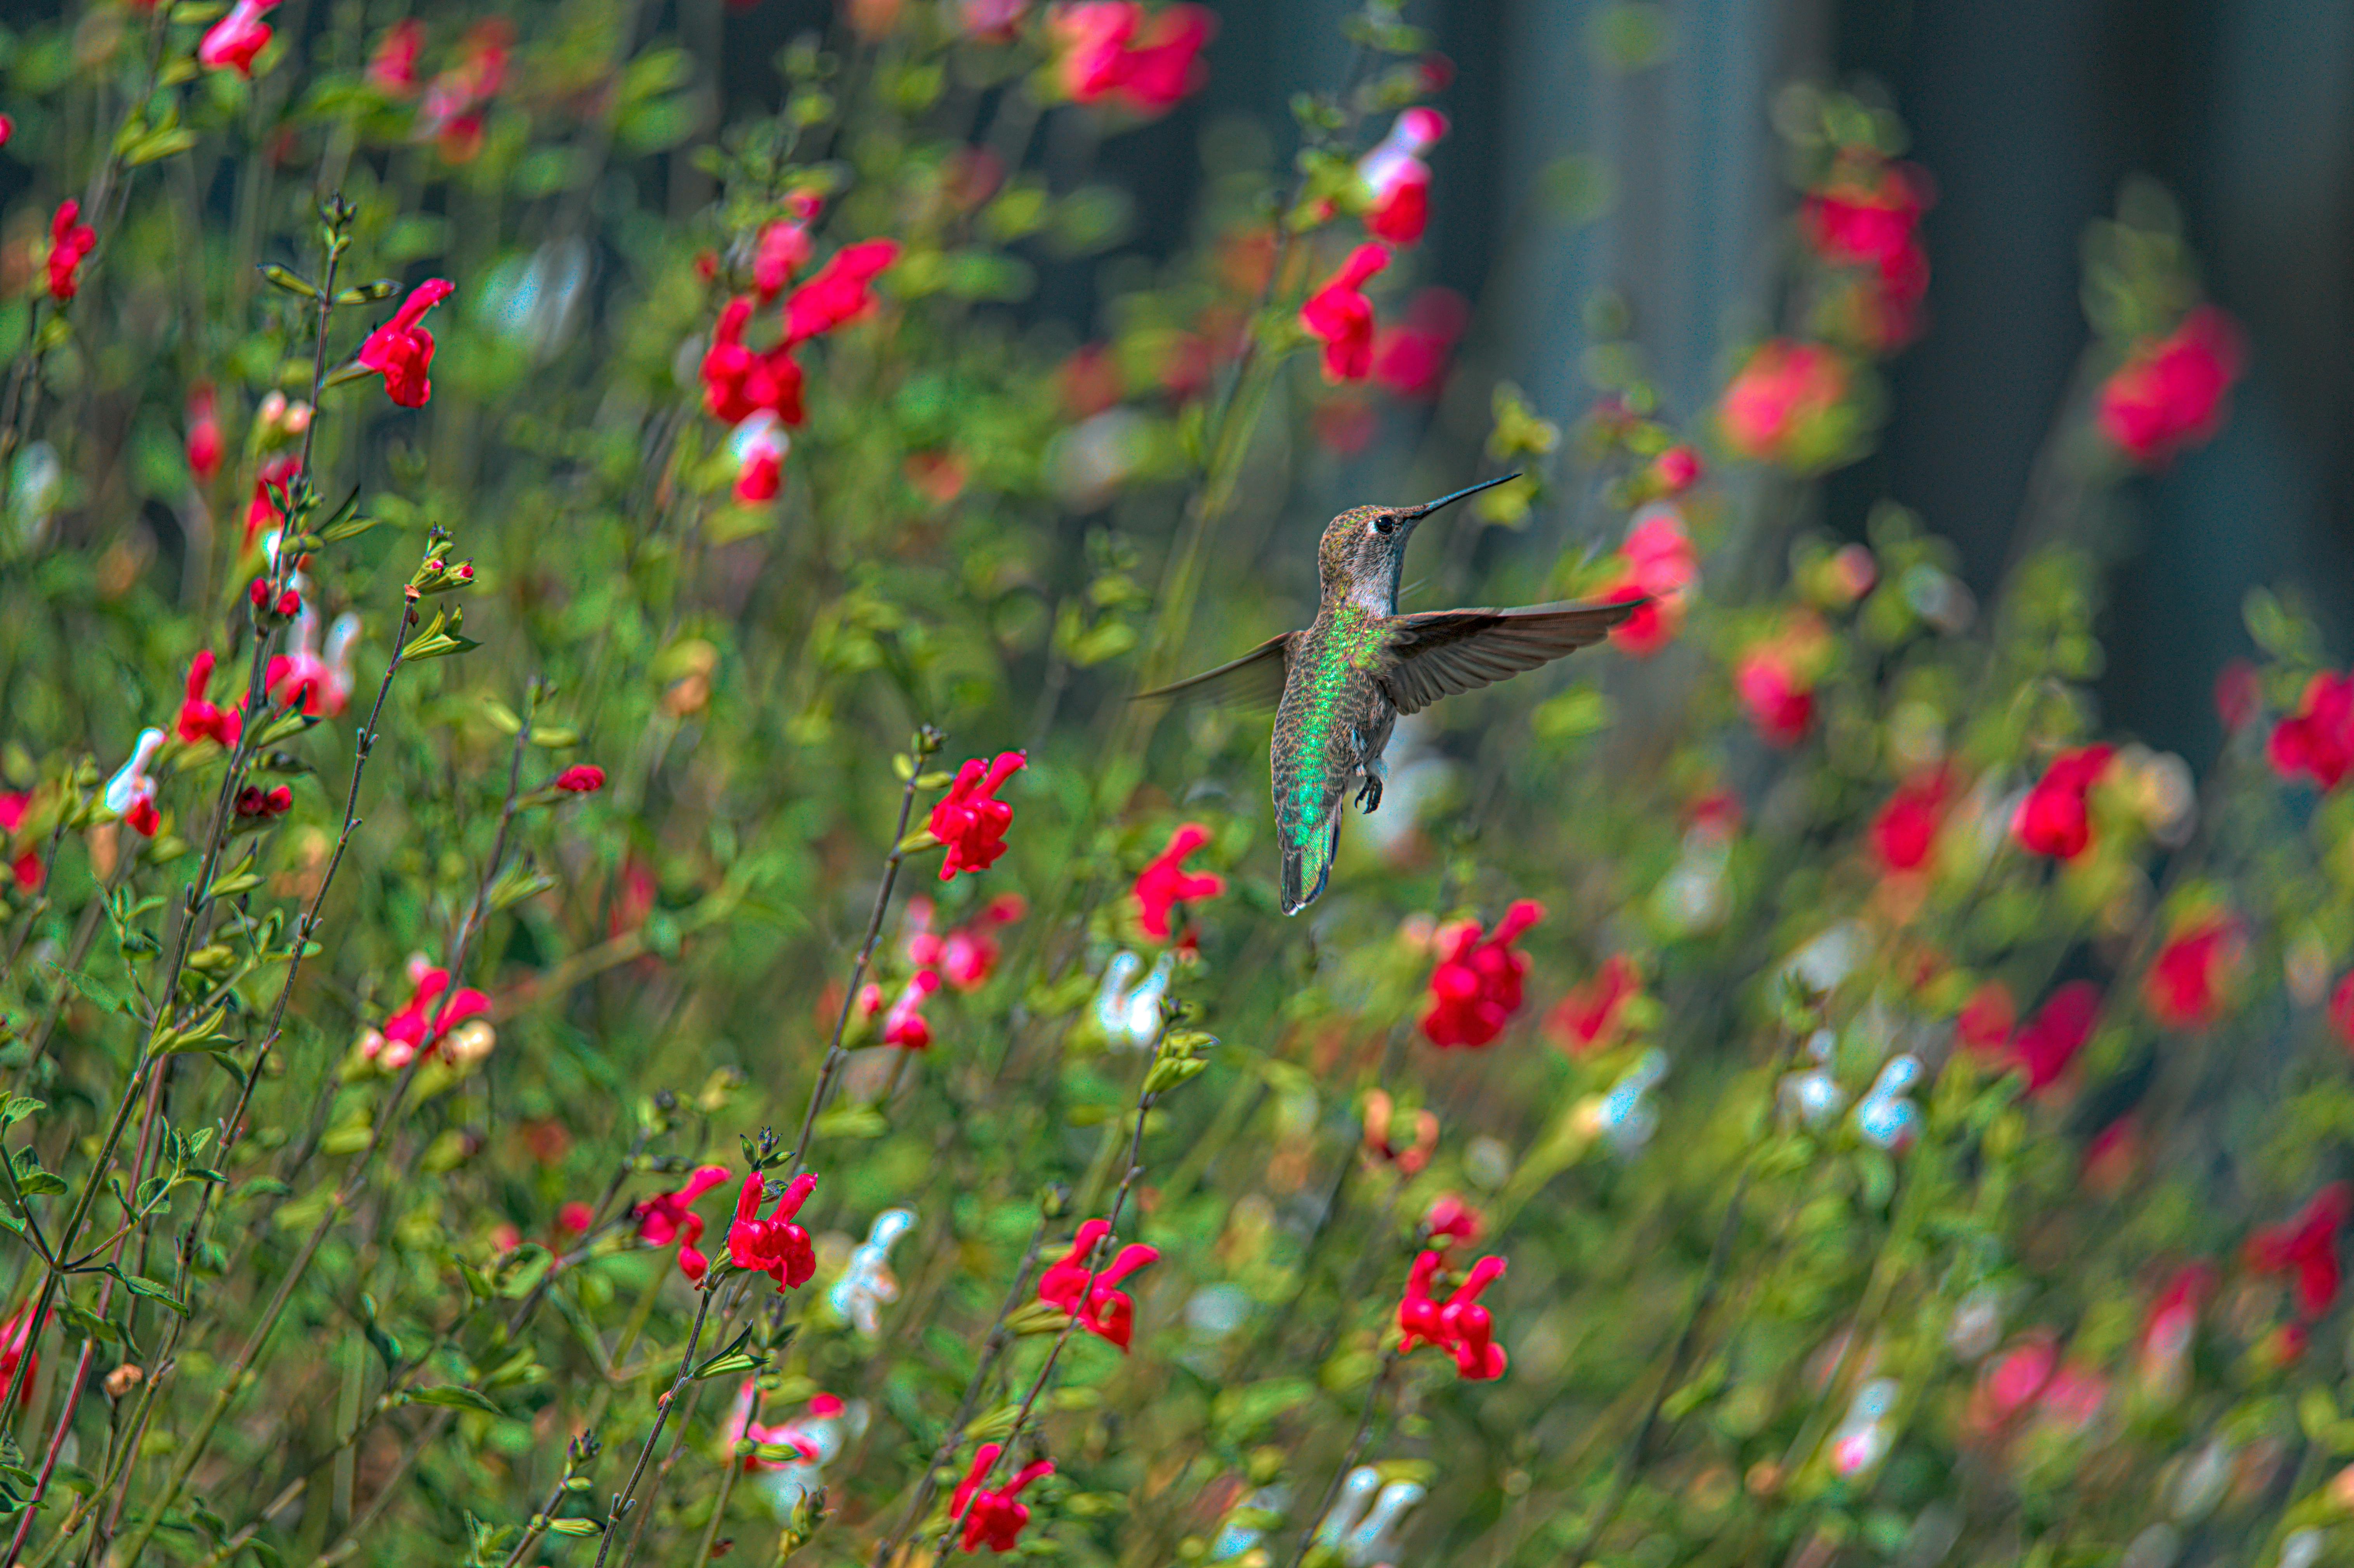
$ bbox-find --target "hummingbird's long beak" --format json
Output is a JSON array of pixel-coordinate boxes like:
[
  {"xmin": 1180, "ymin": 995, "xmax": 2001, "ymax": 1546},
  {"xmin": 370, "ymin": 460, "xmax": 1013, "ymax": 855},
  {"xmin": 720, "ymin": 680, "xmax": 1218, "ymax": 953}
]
[{"xmin": 1397, "ymin": 471, "xmax": 1522, "ymax": 521}]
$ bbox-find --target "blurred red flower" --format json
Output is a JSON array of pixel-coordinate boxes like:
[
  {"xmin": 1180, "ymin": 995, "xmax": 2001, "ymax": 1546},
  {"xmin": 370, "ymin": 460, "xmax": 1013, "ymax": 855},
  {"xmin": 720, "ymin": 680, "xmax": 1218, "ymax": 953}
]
[
  {"xmin": 634, "ymin": 1164, "xmax": 731, "ymax": 1282},
  {"xmin": 950, "ymin": 1444, "xmax": 1054, "ymax": 1552},
  {"xmin": 1421, "ymin": 899, "xmax": 1543, "ymax": 1049},
  {"xmin": 1372, "ymin": 287, "xmax": 1468, "ymax": 401},
  {"xmin": 1598, "ymin": 507, "xmax": 1698, "ymax": 657},
  {"xmin": 2010, "ymin": 981, "xmax": 2102, "ymax": 1093},
  {"xmin": 45, "ymin": 201, "xmax": 95, "ymax": 301},
  {"xmin": 1357, "ymin": 108, "xmax": 1447, "ymax": 245},
  {"xmin": 1869, "ymin": 767, "xmax": 1951, "ymax": 873},
  {"xmin": 2247, "ymin": 1183, "xmax": 2351, "ymax": 1320},
  {"xmin": 1302, "ymin": 243, "xmax": 1390, "ymax": 382},
  {"xmin": 1718, "ymin": 340, "xmax": 1846, "ymax": 465},
  {"xmin": 2270, "ymin": 672, "xmax": 2354, "ymax": 791},
  {"xmin": 176, "ymin": 650, "xmax": 244, "ymax": 749},
  {"xmin": 2144, "ymin": 914, "xmax": 2243, "ymax": 1030},
  {"xmin": 1049, "ymin": 2, "xmax": 1216, "ymax": 115},
  {"xmin": 1545, "ymin": 953, "xmax": 1640, "ymax": 1058},
  {"xmin": 2096, "ymin": 306, "xmax": 2243, "ymax": 467},
  {"xmin": 198, "ymin": 0, "xmax": 281, "ymax": 78},
  {"xmin": 1038, "ymin": 1218, "xmax": 1158, "ymax": 1350},
  {"xmin": 357, "ymin": 278, "xmax": 454, "ymax": 408},
  {"xmin": 2011, "ymin": 745, "xmax": 2114, "ymax": 859},
  {"xmin": 1133, "ymin": 823, "xmax": 1224, "ymax": 940},
  {"xmin": 783, "ymin": 239, "xmax": 900, "ymax": 345}
]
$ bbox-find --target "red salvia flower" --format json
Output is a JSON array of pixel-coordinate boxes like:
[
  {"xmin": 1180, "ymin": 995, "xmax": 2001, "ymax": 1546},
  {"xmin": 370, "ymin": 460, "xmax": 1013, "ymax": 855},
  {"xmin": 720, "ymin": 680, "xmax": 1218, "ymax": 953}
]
[
  {"xmin": 2247, "ymin": 1183, "xmax": 2351, "ymax": 1321},
  {"xmin": 0, "ymin": 793, "xmax": 43, "ymax": 892},
  {"xmin": 265, "ymin": 604, "xmax": 359, "ymax": 717},
  {"xmin": 930, "ymin": 751, "xmax": 1026, "ymax": 881},
  {"xmin": 1545, "ymin": 953, "xmax": 1641, "ymax": 1058},
  {"xmin": 45, "ymin": 201, "xmax": 95, "ymax": 302},
  {"xmin": 356, "ymin": 279, "xmax": 454, "ymax": 408},
  {"xmin": 949, "ymin": 1443, "xmax": 1054, "ymax": 1553},
  {"xmin": 1357, "ymin": 108, "xmax": 1447, "ymax": 245},
  {"xmin": 367, "ymin": 18, "xmax": 424, "ymax": 96},
  {"xmin": 1049, "ymin": 2, "xmax": 1216, "ymax": 115},
  {"xmin": 233, "ymin": 783, "xmax": 292, "ymax": 820},
  {"xmin": 1425, "ymin": 1193, "xmax": 1484, "ymax": 1246},
  {"xmin": 632, "ymin": 1164, "xmax": 731, "ymax": 1282},
  {"xmin": 1597, "ymin": 506, "xmax": 1698, "ymax": 657},
  {"xmin": 731, "ymin": 412, "xmax": 789, "ymax": 502},
  {"xmin": 1301, "ymin": 243, "xmax": 1390, "ymax": 382},
  {"xmin": 1956, "ymin": 980, "xmax": 2017, "ymax": 1055},
  {"xmin": 781, "ymin": 239, "xmax": 901, "ymax": 346},
  {"xmin": 554, "ymin": 764, "xmax": 606, "ymax": 794},
  {"xmin": 727, "ymin": 1171, "xmax": 819, "ymax": 1290},
  {"xmin": 1421, "ymin": 899, "xmax": 1543, "ymax": 1049},
  {"xmin": 2097, "ymin": 306, "xmax": 2243, "ymax": 467},
  {"xmin": 1037, "ymin": 1218, "xmax": 1159, "ymax": 1351},
  {"xmin": 872, "ymin": 970, "xmax": 942, "ymax": 1048},
  {"xmin": 1396, "ymin": 1249, "xmax": 1509, "ymax": 1380},
  {"xmin": 176, "ymin": 650, "xmax": 244, "ymax": 748},
  {"xmin": 2144, "ymin": 914, "xmax": 2243, "ymax": 1030},
  {"xmin": 1734, "ymin": 645, "xmax": 1815, "ymax": 746},
  {"xmin": 0, "ymin": 1309, "xmax": 38, "ymax": 1409},
  {"xmin": 2270, "ymin": 672, "xmax": 2354, "ymax": 791},
  {"xmin": 1869, "ymin": 767, "xmax": 1951, "ymax": 874},
  {"xmin": 415, "ymin": 19, "xmax": 512, "ymax": 162},
  {"xmin": 2011, "ymin": 745, "xmax": 2115, "ymax": 859},
  {"xmin": 936, "ymin": 895, "xmax": 1026, "ymax": 991},
  {"xmin": 750, "ymin": 193, "xmax": 823, "ymax": 300},
  {"xmin": 2009, "ymin": 980, "xmax": 2101, "ymax": 1093},
  {"xmin": 360, "ymin": 956, "xmax": 494, "ymax": 1072},
  {"xmin": 1371, "ymin": 286, "xmax": 1469, "ymax": 401},
  {"xmin": 1132, "ymin": 823, "xmax": 1224, "ymax": 940},
  {"xmin": 244, "ymin": 455, "xmax": 300, "ymax": 548},
  {"xmin": 1718, "ymin": 339, "xmax": 1847, "ymax": 464},
  {"xmin": 186, "ymin": 384, "xmax": 222, "ymax": 484},
  {"xmin": 701, "ymin": 297, "xmax": 807, "ymax": 427},
  {"xmin": 198, "ymin": 0, "xmax": 282, "ymax": 77},
  {"xmin": 2138, "ymin": 1261, "xmax": 2213, "ymax": 1395}
]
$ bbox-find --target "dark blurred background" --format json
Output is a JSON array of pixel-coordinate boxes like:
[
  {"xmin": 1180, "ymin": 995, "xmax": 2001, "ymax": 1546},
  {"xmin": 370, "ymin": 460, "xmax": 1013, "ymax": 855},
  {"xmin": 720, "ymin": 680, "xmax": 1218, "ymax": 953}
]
[{"xmin": 720, "ymin": 0, "xmax": 2354, "ymax": 767}]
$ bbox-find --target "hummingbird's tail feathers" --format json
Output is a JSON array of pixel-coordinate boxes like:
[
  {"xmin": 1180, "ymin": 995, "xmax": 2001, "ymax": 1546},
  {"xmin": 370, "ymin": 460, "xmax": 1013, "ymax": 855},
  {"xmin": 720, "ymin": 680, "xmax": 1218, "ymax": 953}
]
[
  {"xmin": 1280, "ymin": 814, "xmax": 1341, "ymax": 916},
  {"xmin": 1376, "ymin": 598, "xmax": 1645, "ymax": 716}
]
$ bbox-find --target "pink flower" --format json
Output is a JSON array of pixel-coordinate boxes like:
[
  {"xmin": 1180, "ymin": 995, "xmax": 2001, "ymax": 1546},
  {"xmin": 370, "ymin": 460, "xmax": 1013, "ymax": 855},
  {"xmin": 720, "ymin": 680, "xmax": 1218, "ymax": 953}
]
[
  {"xmin": 2330, "ymin": 972, "xmax": 2354, "ymax": 1053},
  {"xmin": 356, "ymin": 279, "xmax": 454, "ymax": 408},
  {"xmin": 877, "ymin": 970, "xmax": 942, "ymax": 1048},
  {"xmin": 1371, "ymin": 287, "xmax": 1469, "ymax": 401},
  {"xmin": 2248, "ymin": 1183, "xmax": 2351, "ymax": 1320},
  {"xmin": 1869, "ymin": 767, "xmax": 1951, "ymax": 874},
  {"xmin": 265, "ymin": 605, "xmax": 358, "ymax": 717},
  {"xmin": 930, "ymin": 752, "xmax": 1026, "ymax": 881},
  {"xmin": 367, "ymin": 18, "xmax": 424, "ymax": 96},
  {"xmin": 1048, "ymin": 2, "xmax": 1216, "ymax": 115},
  {"xmin": 750, "ymin": 193, "xmax": 823, "ymax": 299},
  {"xmin": 1132, "ymin": 823, "xmax": 1224, "ymax": 940},
  {"xmin": 1424, "ymin": 1194, "xmax": 1484, "ymax": 1247},
  {"xmin": 2097, "ymin": 306, "xmax": 2243, "ymax": 467},
  {"xmin": 1038, "ymin": 1219, "xmax": 1159, "ymax": 1351},
  {"xmin": 632, "ymin": 1164, "xmax": 731, "ymax": 1281},
  {"xmin": 0, "ymin": 117, "xmax": 12, "ymax": 148},
  {"xmin": 2011, "ymin": 745, "xmax": 2114, "ymax": 859},
  {"xmin": 727, "ymin": 1171, "xmax": 819, "ymax": 1290},
  {"xmin": 1649, "ymin": 444, "xmax": 1703, "ymax": 496},
  {"xmin": 186, "ymin": 385, "xmax": 222, "ymax": 484},
  {"xmin": 2269, "ymin": 673, "xmax": 2354, "ymax": 791},
  {"xmin": 1301, "ymin": 243, "xmax": 1390, "ymax": 382},
  {"xmin": 1396, "ymin": 1249, "xmax": 1508, "ymax": 1380},
  {"xmin": 949, "ymin": 1443, "xmax": 1054, "ymax": 1553},
  {"xmin": 1420, "ymin": 899, "xmax": 1543, "ymax": 1049},
  {"xmin": 2144, "ymin": 914, "xmax": 2243, "ymax": 1030},
  {"xmin": 554, "ymin": 765, "xmax": 606, "ymax": 794},
  {"xmin": 1357, "ymin": 108, "xmax": 1447, "ymax": 245},
  {"xmin": 1717, "ymin": 340, "xmax": 1848, "ymax": 466},
  {"xmin": 1803, "ymin": 156, "xmax": 1934, "ymax": 349},
  {"xmin": 45, "ymin": 201, "xmax": 95, "ymax": 302},
  {"xmin": 198, "ymin": 0, "xmax": 281, "ymax": 78},
  {"xmin": 700, "ymin": 297, "xmax": 806, "ymax": 427},
  {"xmin": 359, "ymin": 955, "xmax": 494, "ymax": 1072},
  {"xmin": 175, "ymin": 650, "xmax": 244, "ymax": 749},
  {"xmin": 1545, "ymin": 954, "xmax": 1640, "ymax": 1058},
  {"xmin": 233, "ymin": 783, "xmax": 292, "ymax": 820},
  {"xmin": 415, "ymin": 20, "xmax": 511, "ymax": 161},
  {"xmin": 1596, "ymin": 505, "xmax": 1697, "ymax": 657},
  {"xmin": 781, "ymin": 239, "xmax": 900, "ymax": 345},
  {"xmin": 1967, "ymin": 1332, "xmax": 2057, "ymax": 1434},
  {"xmin": 2139, "ymin": 1262, "xmax": 2213, "ymax": 1396},
  {"xmin": 1734, "ymin": 647, "xmax": 1814, "ymax": 746},
  {"xmin": 104, "ymin": 730, "xmax": 165, "ymax": 839},
  {"xmin": 557, "ymin": 1200, "xmax": 595, "ymax": 1235}
]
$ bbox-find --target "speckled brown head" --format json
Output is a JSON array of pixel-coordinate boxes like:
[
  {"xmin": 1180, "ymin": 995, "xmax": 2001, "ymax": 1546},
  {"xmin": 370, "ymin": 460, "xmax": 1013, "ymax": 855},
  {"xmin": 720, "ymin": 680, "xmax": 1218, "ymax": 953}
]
[{"xmin": 1314, "ymin": 472, "xmax": 1522, "ymax": 608}]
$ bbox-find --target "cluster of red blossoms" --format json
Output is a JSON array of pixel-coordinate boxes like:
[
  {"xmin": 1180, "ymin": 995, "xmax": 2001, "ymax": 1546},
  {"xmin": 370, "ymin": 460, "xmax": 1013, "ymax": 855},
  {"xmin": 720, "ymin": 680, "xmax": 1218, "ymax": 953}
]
[
  {"xmin": 1594, "ymin": 505, "xmax": 1700, "ymax": 657},
  {"xmin": 1298, "ymin": 105, "xmax": 1457, "ymax": 384},
  {"xmin": 866, "ymin": 892, "xmax": 1028, "ymax": 1048},
  {"xmin": 355, "ymin": 279, "xmax": 455, "ymax": 408},
  {"xmin": 1420, "ymin": 900, "xmax": 1543, "ymax": 1049},
  {"xmin": 2012, "ymin": 745, "xmax": 2114, "ymax": 859},
  {"xmin": 1036, "ymin": 1218, "xmax": 1160, "ymax": 1351},
  {"xmin": 198, "ymin": 0, "xmax": 283, "ymax": 78},
  {"xmin": 44, "ymin": 201, "xmax": 95, "ymax": 302},
  {"xmin": 2270, "ymin": 671, "xmax": 2354, "ymax": 791},
  {"xmin": 700, "ymin": 236, "xmax": 901, "ymax": 499},
  {"xmin": 1718, "ymin": 339, "xmax": 1849, "ymax": 468},
  {"xmin": 633, "ymin": 1165, "xmax": 730, "ymax": 1281},
  {"xmin": 1396, "ymin": 1249, "xmax": 1508, "ymax": 1380},
  {"xmin": 727, "ymin": 1171, "xmax": 818, "ymax": 1292},
  {"xmin": 1958, "ymin": 979, "xmax": 2101, "ymax": 1095},
  {"xmin": 2095, "ymin": 305, "xmax": 2243, "ymax": 468}
]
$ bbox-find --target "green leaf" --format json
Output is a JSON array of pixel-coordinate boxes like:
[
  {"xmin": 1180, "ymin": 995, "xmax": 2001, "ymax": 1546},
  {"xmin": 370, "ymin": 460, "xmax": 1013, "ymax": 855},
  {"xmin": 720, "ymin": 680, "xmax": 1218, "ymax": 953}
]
[
  {"xmin": 258, "ymin": 264, "xmax": 321, "ymax": 300},
  {"xmin": 545, "ymin": 1518, "xmax": 602, "ymax": 1537},
  {"xmin": 113, "ymin": 1272, "xmax": 190, "ymax": 1316},
  {"xmin": 410, "ymin": 1386, "xmax": 501, "ymax": 1414},
  {"xmin": 42, "ymin": 963, "xmax": 133, "ymax": 1019}
]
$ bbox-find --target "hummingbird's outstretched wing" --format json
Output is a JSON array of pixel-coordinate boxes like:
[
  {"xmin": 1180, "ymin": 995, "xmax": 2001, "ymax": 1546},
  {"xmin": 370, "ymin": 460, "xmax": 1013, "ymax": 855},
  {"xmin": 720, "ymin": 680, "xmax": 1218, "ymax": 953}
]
[
  {"xmin": 1130, "ymin": 633, "xmax": 1293, "ymax": 712},
  {"xmin": 1376, "ymin": 600, "xmax": 1640, "ymax": 715}
]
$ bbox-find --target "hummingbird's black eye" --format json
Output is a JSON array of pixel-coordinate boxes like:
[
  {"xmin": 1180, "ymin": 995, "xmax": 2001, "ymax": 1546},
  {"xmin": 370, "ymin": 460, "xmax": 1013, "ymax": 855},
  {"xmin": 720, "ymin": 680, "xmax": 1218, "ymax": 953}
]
[{"xmin": 1370, "ymin": 513, "xmax": 1395, "ymax": 535}]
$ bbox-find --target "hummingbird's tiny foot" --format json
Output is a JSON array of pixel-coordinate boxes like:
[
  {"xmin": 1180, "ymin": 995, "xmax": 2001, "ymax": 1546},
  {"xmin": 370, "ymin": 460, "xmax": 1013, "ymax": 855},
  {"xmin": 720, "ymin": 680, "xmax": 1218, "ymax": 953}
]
[{"xmin": 1355, "ymin": 770, "xmax": 1385, "ymax": 813}]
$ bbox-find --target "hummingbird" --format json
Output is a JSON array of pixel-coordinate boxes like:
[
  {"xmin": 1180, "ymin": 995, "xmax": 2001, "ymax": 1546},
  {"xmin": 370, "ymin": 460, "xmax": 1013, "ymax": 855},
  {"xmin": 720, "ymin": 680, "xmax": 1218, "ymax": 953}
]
[{"xmin": 1139, "ymin": 474, "xmax": 1640, "ymax": 915}]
